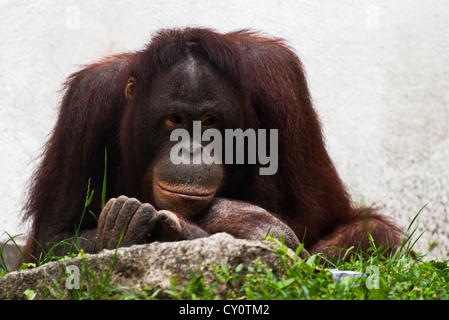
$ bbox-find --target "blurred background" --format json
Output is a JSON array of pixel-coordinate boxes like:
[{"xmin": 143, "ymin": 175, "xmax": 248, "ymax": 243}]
[{"xmin": 1, "ymin": 0, "xmax": 448, "ymax": 267}]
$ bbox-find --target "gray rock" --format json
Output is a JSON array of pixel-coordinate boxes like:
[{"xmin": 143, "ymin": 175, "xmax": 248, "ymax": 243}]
[{"xmin": 0, "ymin": 233, "xmax": 301, "ymax": 300}]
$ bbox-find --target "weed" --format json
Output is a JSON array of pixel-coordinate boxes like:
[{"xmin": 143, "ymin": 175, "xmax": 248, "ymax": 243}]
[{"xmin": 3, "ymin": 195, "xmax": 448, "ymax": 300}]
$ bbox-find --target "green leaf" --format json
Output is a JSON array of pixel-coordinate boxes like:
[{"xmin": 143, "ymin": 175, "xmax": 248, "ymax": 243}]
[
  {"xmin": 235, "ymin": 263, "xmax": 243, "ymax": 273},
  {"xmin": 24, "ymin": 289, "xmax": 36, "ymax": 300},
  {"xmin": 278, "ymin": 278, "xmax": 295, "ymax": 289}
]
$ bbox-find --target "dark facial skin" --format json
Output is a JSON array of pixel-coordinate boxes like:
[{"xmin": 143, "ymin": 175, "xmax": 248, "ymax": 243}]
[
  {"xmin": 135, "ymin": 54, "xmax": 240, "ymax": 217},
  {"xmin": 96, "ymin": 54, "xmax": 302, "ymax": 250}
]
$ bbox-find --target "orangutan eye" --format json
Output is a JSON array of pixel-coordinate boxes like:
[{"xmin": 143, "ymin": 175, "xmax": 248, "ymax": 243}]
[
  {"xmin": 168, "ymin": 114, "xmax": 183, "ymax": 124},
  {"xmin": 202, "ymin": 116, "xmax": 217, "ymax": 126}
]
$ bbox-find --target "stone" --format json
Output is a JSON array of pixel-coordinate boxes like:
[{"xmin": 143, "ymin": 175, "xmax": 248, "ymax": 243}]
[{"xmin": 0, "ymin": 233, "xmax": 301, "ymax": 300}]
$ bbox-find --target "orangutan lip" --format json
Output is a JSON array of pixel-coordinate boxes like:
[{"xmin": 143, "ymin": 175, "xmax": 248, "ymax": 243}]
[{"xmin": 155, "ymin": 179, "xmax": 215, "ymax": 199}]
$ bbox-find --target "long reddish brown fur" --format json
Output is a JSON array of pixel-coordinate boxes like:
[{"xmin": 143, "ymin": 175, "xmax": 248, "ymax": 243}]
[{"xmin": 22, "ymin": 28, "xmax": 401, "ymax": 261}]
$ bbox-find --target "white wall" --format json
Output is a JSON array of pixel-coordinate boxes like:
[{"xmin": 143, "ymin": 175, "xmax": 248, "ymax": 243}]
[{"xmin": 1, "ymin": 0, "xmax": 448, "ymax": 259}]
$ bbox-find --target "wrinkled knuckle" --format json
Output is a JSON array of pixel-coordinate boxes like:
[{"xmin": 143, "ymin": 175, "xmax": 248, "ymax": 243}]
[
  {"xmin": 116, "ymin": 195, "xmax": 129, "ymax": 202},
  {"xmin": 105, "ymin": 197, "xmax": 116, "ymax": 205},
  {"xmin": 141, "ymin": 203, "xmax": 157, "ymax": 216},
  {"xmin": 126, "ymin": 197, "xmax": 141, "ymax": 206},
  {"xmin": 158, "ymin": 210, "xmax": 176, "ymax": 220}
]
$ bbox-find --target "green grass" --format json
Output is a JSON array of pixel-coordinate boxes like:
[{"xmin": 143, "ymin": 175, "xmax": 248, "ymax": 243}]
[
  {"xmin": 159, "ymin": 219, "xmax": 449, "ymax": 300},
  {"xmin": 3, "ymin": 205, "xmax": 448, "ymax": 300}
]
